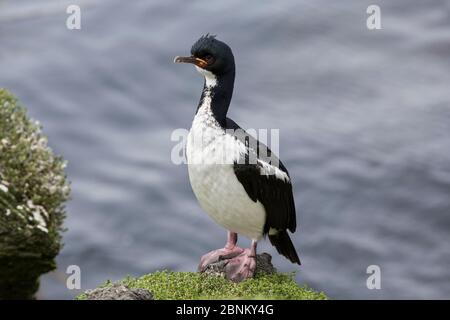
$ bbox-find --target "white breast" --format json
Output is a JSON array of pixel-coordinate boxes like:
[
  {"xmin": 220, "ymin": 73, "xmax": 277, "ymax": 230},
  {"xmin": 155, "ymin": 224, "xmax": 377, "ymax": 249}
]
[{"xmin": 186, "ymin": 83, "xmax": 266, "ymax": 240}]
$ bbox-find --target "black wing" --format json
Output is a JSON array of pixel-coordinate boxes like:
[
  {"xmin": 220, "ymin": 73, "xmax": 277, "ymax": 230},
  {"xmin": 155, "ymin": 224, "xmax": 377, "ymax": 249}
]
[
  {"xmin": 226, "ymin": 118, "xmax": 296, "ymax": 231},
  {"xmin": 226, "ymin": 118, "xmax": 300, "ymax": 264}
]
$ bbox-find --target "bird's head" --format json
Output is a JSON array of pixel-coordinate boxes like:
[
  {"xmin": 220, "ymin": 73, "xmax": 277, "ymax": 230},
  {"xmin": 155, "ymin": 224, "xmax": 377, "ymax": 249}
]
[{"xmin": 174, "ymin": 34, "xmax": 235, "ymax": 79}]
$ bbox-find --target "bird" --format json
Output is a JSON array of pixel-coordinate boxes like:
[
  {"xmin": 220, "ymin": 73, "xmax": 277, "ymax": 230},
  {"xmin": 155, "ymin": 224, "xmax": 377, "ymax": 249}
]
[{"xmin": 174, "ymin": 34, "xmax": 300, "ymax": 282}]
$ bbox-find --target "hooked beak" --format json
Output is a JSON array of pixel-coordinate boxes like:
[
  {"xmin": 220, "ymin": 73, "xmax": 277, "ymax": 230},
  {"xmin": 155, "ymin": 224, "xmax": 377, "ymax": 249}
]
[{"xmin": 174, "ymin": 56, "xmax": 208, "ymax": 68}]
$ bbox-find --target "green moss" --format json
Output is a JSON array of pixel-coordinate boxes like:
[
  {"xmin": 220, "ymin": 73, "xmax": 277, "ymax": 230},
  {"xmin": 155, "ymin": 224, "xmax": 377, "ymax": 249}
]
[
  {"xmin": 79, "ymin": 271, "xmax": 327, "ymax": 300},
  {"xmin": 0, "ymin": 89, "xmax": 71, "ymax": 299}
]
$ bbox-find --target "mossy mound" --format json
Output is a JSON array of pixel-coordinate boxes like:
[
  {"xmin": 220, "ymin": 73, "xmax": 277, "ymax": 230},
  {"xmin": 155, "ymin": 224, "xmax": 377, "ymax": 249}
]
[
  {"xmin": 0, "ymin": 89, "xmax": 71, "ymax": 299},
  {"xmin": 79, "ymin": 271, "xmax": 327, "ymax": 300}
]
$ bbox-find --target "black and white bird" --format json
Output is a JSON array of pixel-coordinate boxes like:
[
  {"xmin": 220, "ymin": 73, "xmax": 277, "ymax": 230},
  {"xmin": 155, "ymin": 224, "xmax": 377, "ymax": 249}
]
[{"xmin": 174, "ymin": 35, "xmax": 300, "ymax": 282}]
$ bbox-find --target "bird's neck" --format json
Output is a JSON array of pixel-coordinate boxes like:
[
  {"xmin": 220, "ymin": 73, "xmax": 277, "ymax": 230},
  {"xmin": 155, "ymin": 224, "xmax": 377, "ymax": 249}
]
[{"xmin": 196, "ymin": 69, "xmax": 235, "ymax": 127}]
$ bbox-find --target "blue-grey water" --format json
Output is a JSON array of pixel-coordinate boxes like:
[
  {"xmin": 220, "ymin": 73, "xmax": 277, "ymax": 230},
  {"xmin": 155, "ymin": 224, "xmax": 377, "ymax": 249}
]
[{"xmin": 1, "ymin": 0, "xmax": 449, "ymax": 299}]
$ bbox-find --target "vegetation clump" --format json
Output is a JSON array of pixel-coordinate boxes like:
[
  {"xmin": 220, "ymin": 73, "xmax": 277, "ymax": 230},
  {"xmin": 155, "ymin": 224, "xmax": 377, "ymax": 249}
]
[
  {"xmin": 0, "ymin": 89, "xmax": 70, "ymax": 299},
  {"xmin": 79, "ymin": 271, "xmax": 327, "ymax": 300}
]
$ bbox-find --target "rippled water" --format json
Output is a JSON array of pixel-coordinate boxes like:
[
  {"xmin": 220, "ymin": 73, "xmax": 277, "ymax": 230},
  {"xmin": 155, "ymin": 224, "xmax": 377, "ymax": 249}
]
[{"xmin": 1, "ymin": 0, "xmax": 449, "ymax": 299}]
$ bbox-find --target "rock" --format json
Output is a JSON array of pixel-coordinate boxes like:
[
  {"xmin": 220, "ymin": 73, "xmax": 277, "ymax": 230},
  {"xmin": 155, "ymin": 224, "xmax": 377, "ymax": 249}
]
[
  {"xmin": 84, "ymin": 283, "xmax": 154, "ymax": 300},
  {"xmin": 255, "ymin": 253, "xmax": 277, "ymax": 274},
  {"xmin": 201, "ymin": 252, "xmax": 277, "ymax": 279}
]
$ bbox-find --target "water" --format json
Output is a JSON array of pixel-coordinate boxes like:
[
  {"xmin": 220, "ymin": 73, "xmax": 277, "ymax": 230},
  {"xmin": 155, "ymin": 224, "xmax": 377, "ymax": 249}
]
[{"xmin": 1, "ymin": 0, "xmax": 449, "ymax": 299}]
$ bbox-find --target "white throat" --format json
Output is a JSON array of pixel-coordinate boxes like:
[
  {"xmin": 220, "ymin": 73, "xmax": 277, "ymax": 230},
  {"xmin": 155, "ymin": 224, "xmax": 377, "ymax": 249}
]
[{"xmin": 195, "ymin": 66, "xmax": 217, "ymax": 88}]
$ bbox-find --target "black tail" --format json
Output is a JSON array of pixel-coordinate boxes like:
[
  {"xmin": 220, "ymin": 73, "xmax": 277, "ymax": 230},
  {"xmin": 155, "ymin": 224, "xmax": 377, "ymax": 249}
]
[{"xmin": 269, "ymin": 231, "xmax": 301, "ymax": 265}]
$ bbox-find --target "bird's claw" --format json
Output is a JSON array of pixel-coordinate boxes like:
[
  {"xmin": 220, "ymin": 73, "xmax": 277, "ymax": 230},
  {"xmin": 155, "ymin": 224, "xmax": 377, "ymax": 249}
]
[
  {"xmin": 223, "ymin": 249, "xmax": 257, "ymax": 282},
  {"xmin": 198, "ymin": 246, "xmax": 244, "ymax": 272}
]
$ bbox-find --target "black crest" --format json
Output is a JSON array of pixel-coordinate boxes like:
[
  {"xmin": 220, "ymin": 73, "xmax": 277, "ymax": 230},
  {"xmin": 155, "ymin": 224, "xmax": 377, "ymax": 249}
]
[{"xmin": 190, "ymin": 34, "xmax": 217, "ymax": 54}]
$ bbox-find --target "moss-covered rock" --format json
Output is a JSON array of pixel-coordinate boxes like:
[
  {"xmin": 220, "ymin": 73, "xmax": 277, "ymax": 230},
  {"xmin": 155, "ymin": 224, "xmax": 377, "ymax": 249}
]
[
  {"xmin": 0, "ymin": 89, "xmax": 70, "ymax": 299},
  {"xmin": 83, "ymin": 283, "xmax": 154, "ymax": 300},
  {"xmin": 79, "ymin": 271, "xmax": 327, "ymax": 300}
]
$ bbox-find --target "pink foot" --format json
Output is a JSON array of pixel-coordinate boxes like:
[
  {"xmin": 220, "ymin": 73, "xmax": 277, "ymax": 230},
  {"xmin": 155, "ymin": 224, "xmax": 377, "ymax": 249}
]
[
  {"xmin": 224, "ymin": 248, "xmax": 257, "ymax": 282},
  {"xmin": 198, "ymin": 246, "xmax": 244, "ymax": 272}
]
